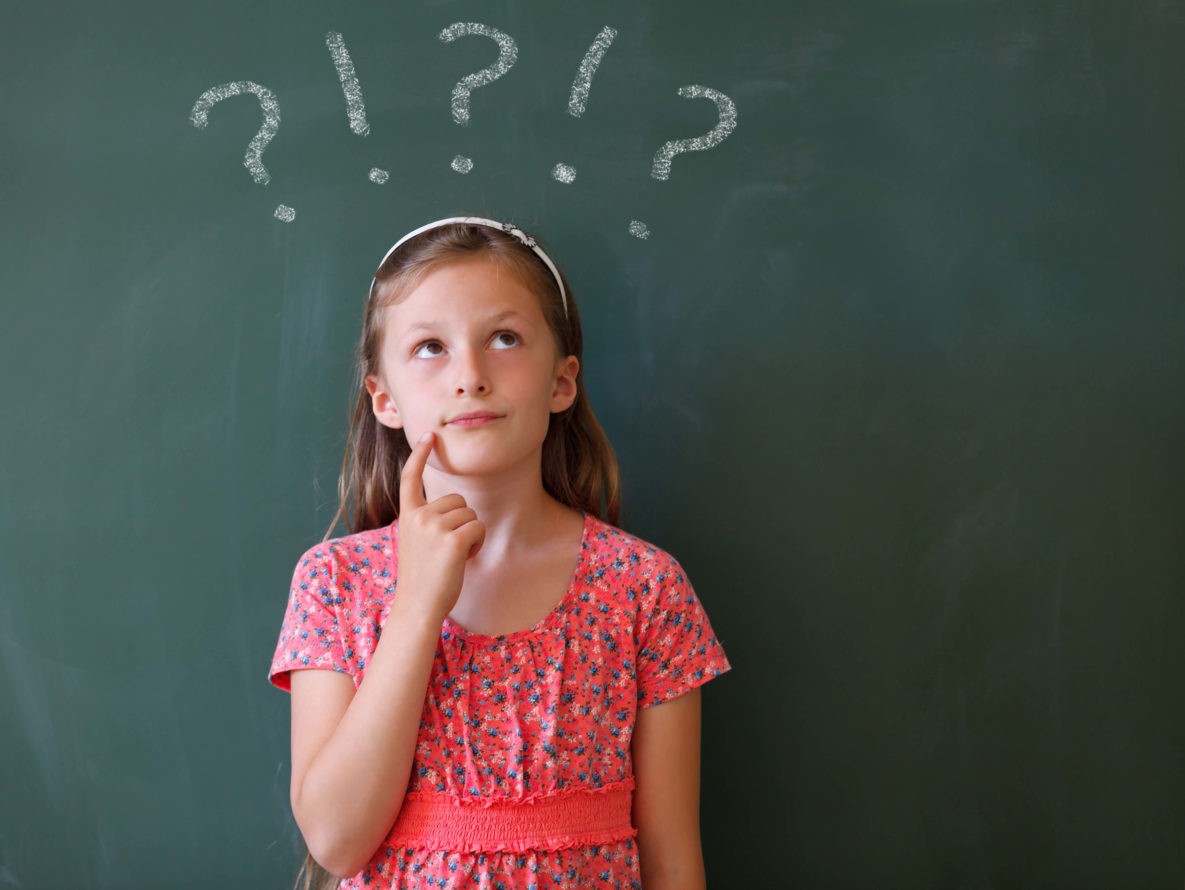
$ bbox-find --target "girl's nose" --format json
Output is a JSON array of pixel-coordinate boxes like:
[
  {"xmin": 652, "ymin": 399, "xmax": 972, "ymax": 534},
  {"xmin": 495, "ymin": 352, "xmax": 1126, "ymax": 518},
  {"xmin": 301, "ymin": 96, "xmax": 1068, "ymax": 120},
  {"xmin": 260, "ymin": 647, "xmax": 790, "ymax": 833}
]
[{"xmin": 453, "ymin": 347, "xmax": 490, "ymax": 395}]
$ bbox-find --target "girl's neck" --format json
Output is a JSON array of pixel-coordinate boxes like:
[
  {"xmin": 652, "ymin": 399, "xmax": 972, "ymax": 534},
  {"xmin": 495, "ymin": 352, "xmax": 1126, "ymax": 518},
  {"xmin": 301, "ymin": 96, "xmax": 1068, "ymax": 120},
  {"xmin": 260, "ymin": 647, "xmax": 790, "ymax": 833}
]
[{"xmin": 420, "ymin": 462, "xmax": 576, "ymax": 560}]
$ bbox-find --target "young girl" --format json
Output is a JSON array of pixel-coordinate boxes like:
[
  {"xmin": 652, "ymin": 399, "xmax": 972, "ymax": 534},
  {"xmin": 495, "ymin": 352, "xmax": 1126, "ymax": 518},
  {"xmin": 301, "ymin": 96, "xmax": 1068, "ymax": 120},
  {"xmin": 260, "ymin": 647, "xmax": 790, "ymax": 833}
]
[{"xmin": 268, "ymin": 217, "xmax": 732, "ymax": 889}]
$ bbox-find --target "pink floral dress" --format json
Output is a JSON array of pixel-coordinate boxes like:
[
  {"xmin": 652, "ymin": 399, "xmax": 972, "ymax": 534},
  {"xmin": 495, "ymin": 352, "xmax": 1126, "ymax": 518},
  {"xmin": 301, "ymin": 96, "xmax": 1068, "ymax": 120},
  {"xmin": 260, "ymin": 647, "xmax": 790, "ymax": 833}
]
[{"xmin": 269, "ymin": 511, "xmax": 732, "ymax": 889}]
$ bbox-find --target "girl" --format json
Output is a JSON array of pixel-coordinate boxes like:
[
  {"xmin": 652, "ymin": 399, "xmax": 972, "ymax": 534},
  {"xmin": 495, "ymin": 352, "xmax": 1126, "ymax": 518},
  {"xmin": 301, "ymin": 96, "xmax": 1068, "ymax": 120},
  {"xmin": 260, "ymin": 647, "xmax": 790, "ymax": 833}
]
[{"xmin": 268, "ymin": 217, "xmax": 732, "ymax": 889}]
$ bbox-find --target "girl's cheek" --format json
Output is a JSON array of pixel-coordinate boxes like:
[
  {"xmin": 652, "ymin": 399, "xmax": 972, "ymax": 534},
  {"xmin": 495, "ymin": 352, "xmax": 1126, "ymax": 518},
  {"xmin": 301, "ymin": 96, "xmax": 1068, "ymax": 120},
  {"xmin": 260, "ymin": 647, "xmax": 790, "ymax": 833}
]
[{"xmin": 400, "ymin": 360, "xmax": 435, "ymax": 382}]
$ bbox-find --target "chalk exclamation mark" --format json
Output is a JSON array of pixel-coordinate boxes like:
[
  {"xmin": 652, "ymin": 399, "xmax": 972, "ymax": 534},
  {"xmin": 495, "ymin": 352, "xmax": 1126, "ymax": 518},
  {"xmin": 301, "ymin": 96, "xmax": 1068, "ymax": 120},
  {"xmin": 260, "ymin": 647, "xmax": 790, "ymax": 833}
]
[
  {"xmin": 326, "ymin": 31, "xmax": 388, "ymax": 184},
  {"xmin": 551, "ymin": 26, "xmax": 617, "ymax": 185}
]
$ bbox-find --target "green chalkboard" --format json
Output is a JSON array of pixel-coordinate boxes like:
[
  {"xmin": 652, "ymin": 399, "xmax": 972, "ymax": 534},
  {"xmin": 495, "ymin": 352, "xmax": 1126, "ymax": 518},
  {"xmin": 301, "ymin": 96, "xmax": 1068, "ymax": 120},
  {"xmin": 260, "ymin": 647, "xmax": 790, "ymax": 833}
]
[{"xmin": 3, "ymin": 1, "xmax": 1184, "ymax": 887}]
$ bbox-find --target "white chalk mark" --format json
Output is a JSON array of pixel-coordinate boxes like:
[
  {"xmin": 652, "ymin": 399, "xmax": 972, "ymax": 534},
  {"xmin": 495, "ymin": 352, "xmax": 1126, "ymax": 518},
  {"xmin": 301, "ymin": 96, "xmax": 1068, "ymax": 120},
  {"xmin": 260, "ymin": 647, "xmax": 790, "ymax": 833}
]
[
  {"xmin": 568, "ymin": 26, "xmax": 617, "ymax": 117},
  {"xmin": 438, "ymin": 23, "xmax": 519, "ymax": 126},
  {"xmin": 325, "ymin": 31, "xmax": 370, "ymax": 137},
  {"xmin": 551, "ymin": 163, "xmax": 576, "ymax": 184},
  {"xmin": 451, "ymin": 155, "xmax": 474, "ymax": 174},
  {"xmin": 628, "ymin": 220, "xmax": 650, "ymax": 239},
  {"xmin": 274, "ymin": 205, "xmax": 295, "ymax": 222},
  {"xmin": 651, "ymin": 85, "xmax": 738, "ymax": 181},
  {"xmin": 189, "ymin": 81, "xmax": 281, "ymax": 185},
  {"xmin": 368, "ymin": 168, "xmax": 389, "ymax": 184}
]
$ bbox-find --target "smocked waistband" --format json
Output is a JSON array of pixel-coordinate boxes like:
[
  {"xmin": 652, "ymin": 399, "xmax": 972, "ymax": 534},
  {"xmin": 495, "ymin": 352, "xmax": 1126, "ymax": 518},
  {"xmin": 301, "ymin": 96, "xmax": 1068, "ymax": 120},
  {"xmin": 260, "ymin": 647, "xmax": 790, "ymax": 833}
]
[{"xmin": 388, "ymin": 779, "xmax": 636, "ymax": 853}]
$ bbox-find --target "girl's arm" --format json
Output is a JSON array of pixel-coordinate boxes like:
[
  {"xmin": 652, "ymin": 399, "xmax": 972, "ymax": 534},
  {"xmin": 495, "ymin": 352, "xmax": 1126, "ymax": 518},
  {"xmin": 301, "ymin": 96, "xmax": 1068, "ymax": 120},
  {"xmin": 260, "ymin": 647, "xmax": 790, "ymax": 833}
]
[
  {"xmin": 289, "ymin": 595, "xmax": 443, "ymax": 877},
  {"xmin": 632, "ymin": 686, "xmax": 708, "ymax": 890},
  {"xmin": 289, "ymin": 433, "xmax": 484, "ymax": 877}
]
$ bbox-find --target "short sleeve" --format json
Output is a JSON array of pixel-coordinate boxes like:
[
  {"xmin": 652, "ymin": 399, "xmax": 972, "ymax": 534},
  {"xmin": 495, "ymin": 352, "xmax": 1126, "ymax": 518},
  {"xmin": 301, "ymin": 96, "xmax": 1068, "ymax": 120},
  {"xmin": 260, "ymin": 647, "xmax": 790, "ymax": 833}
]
[
  {"xmin": 268, "ymin": 544, "xmax": 354, "ymax": 692},
  {"xmin": 634, "ymin": 553, "xmax": 732, "ymax": 709}
]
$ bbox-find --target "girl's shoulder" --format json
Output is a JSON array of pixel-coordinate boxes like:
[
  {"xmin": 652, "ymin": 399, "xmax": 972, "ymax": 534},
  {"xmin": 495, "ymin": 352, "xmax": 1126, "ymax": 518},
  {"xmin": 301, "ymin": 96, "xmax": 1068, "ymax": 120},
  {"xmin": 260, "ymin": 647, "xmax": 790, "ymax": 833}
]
[
  {"xmin": 583, "ymin": 513, "xmax": 690, "ymax": 583},
  {"xmin": 290, "ymin": 522, "xmax": 396, "ymax": 572}
]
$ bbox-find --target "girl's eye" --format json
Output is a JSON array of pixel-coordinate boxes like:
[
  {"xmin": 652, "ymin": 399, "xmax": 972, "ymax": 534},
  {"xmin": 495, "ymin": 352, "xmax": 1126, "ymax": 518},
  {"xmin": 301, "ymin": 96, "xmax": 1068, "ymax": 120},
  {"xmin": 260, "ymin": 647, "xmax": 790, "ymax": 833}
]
[
  {"xmin": 491, "ymin": 331, "xmax": 519, "ymax": 349},
  {"xmin": 412, "ymin": 341, "xmax": 444, "ymax": 359}
]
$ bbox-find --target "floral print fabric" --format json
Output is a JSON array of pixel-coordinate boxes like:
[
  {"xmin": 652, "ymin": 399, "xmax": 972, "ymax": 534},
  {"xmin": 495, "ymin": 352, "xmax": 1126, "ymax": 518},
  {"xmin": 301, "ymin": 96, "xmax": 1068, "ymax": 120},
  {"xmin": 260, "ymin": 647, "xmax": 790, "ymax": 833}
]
[{"xmin": 269, "ymin": 512, "xmax": 732, "ymax": 889}]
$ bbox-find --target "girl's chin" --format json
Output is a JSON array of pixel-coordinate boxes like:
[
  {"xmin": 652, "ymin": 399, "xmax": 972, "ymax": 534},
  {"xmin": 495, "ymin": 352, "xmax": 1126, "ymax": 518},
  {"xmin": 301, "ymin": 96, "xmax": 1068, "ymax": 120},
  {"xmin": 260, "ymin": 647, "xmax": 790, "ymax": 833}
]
[{"xmin": 427, "ymin": 443, "xmax": 544, "ymax": 479}]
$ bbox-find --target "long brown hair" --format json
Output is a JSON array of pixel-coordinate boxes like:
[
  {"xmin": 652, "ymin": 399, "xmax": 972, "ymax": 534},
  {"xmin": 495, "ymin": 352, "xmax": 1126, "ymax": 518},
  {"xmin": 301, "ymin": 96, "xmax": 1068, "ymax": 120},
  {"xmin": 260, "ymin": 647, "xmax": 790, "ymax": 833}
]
[
  {"xmin": 325, "ymin": 219, "xmax": 619, "ymax": 539},
  {"xmin": 291, "ymin": 856, "xmax": 338, "ymax": 890}
]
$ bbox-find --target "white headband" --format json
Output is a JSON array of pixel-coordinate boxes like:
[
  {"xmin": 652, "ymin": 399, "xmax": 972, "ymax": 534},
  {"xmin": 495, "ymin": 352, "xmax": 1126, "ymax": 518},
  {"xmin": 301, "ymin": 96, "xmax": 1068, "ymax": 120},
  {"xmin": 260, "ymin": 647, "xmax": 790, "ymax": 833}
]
[{"xmin": 369, "ymin": 216, "xmax": 569, "ymax": 319}]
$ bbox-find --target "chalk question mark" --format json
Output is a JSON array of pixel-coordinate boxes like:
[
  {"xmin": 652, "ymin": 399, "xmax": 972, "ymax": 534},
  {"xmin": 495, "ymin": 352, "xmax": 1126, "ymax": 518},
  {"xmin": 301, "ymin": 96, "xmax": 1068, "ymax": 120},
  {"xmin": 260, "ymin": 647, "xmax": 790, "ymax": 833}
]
[
  {"xmin": 189, "ymin": 81, "xmax": 295, "ymax": 222},
  {"xmin": 629, "ymin": 84, "xmax": 738, "ymax": 239},
  {"xmin": 438, "ymin": 22, "xmax": 519, "ymax": 174},
  {"xmin": 651, "ymin": 85, "xmax": 738, "ymax": 180}
]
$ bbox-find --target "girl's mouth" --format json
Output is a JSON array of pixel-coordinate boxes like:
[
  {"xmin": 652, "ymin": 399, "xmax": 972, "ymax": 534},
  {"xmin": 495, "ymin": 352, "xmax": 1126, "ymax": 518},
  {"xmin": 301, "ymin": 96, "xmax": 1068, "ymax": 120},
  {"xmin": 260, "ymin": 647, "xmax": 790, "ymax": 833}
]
[{"xmin": 446, "ymin": 412, "xmax": 503, "ymax": 427}]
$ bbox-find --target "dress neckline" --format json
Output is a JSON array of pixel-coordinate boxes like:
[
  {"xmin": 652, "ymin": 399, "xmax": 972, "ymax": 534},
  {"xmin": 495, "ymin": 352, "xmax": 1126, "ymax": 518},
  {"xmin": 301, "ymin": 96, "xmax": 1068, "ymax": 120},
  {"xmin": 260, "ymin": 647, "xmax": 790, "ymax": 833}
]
[{"xmin": 390, "ymin": 511, "xmax": 593, "ymax": 645}]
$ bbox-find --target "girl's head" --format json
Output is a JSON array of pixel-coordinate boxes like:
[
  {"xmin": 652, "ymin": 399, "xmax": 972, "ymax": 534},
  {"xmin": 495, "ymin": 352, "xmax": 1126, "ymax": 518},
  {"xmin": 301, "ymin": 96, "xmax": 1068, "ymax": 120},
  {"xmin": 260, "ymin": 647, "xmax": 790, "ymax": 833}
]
[{"xmin": 327, "ymin": 218, "xmax": 619, "ymax": 537}]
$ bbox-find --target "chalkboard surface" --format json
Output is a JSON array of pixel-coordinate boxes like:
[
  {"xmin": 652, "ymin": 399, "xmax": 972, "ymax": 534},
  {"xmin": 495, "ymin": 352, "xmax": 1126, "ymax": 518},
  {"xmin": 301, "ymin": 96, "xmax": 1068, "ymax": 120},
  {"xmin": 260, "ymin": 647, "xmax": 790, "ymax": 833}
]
[{"xmin": 3, "ymin": 1, "xmax": 1184, "ymax": 887}]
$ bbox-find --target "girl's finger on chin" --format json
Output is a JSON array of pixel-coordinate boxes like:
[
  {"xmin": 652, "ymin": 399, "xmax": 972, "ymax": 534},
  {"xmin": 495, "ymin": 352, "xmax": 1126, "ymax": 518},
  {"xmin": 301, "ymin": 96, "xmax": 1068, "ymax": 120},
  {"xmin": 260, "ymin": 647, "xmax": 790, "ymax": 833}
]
[{"xmin": 399, "ymin": 431, "xmax": 434, "ymax": 511}]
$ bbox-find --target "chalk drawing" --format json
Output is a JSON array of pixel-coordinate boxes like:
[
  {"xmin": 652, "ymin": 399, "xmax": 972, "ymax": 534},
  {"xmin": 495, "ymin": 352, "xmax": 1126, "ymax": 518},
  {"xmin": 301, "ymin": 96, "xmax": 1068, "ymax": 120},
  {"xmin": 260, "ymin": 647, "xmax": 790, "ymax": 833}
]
[
  {"xmin": 438, "ymin": 22, "xmax": 519, "ymax": 126},
  {"xmin": 568, "ymin": 26, "xmax": 617, "ymax": 118},
  {"xmin": 189, "ymin": 80, "xmax": 295, "ymax": 221},
  {"xmin": 651, "ymin": 85, "xmax": 738, "ymax": 181},
  {"xmin": 553, "ymin": 25, "xmax": 617, "ymax": 184},
  {"xmin": 438, "ymin": 22, "xmax": 518, "ymax": 175},
  {"xmin": 629, "ymin": 85, "xmax": 738, "ymax": 236},
  {"xmin": 326, "ymin": 31, "xmax": 390, "ymax": 184},
  {"xmin": 188, "ymin": 81, "xmax": 281, "ymax": 186},
  {"xmin": 187, "ymin": 30, "xmax": 740, "ymax": 237},
  {"xmin": 325, "ymin": 32, "xmax": 370, "ymax": 136}
]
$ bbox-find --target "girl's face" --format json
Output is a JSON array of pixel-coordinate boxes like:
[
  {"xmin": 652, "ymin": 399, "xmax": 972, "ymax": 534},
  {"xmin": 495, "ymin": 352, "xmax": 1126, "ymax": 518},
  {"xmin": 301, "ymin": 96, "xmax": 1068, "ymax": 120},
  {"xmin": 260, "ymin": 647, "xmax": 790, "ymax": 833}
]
[{"xmin": 364, "ymin": 255, "xmax": 579, "ymax": 479}]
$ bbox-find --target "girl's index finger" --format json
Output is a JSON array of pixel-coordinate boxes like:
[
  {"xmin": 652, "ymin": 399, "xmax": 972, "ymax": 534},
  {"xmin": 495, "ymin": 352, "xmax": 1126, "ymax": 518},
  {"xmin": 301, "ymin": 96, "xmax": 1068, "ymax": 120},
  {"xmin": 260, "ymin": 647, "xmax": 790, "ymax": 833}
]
[{"xmin": 400, "ymin": 432, "xmax": 434, "ymax": 511}]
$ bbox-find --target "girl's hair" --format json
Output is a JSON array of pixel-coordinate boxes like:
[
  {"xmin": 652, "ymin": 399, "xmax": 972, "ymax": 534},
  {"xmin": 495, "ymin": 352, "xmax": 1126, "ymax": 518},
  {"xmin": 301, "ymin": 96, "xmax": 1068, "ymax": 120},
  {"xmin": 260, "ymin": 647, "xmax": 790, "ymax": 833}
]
[
  {"xmin": 292, "ymin": 857, "xmax": 336, "ymax": 890},
  {"xmin": 321, "ymin": 219, "xmax": 620, "ymax": 541}
]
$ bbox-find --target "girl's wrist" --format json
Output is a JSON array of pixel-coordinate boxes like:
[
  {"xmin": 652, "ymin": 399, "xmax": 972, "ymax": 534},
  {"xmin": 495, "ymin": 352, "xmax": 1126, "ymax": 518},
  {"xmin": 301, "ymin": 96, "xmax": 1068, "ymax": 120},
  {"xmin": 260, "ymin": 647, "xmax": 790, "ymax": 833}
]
[{"xmin": 388, "ymin": 590, "xmax": 448, "ymax": 632}]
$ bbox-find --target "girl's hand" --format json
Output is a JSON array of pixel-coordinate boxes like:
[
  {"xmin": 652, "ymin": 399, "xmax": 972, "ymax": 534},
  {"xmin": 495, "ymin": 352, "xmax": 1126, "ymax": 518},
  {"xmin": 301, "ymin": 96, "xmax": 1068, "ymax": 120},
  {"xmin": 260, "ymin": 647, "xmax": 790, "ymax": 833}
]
[{"xmin": 395, "ymin": 431, "xmax": 485, "ymax": 623}]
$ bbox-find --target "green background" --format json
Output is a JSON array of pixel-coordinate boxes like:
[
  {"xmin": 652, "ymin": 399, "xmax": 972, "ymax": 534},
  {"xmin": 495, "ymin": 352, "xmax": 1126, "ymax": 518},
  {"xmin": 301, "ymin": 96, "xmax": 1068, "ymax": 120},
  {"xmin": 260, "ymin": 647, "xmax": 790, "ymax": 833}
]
[{"xmin": 3, "ymin": 1, "xmax": 1184, "ymax": 887}]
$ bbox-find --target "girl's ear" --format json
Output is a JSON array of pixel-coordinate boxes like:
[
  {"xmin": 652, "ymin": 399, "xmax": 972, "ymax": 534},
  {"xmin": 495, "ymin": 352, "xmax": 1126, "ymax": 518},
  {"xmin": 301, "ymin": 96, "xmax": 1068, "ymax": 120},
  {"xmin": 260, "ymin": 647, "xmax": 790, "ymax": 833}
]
[
  {"xmin": 549, "ymin": 355, "xmax": 580, "ymax": 414},
  {"xmin": 364, "ymin": 374, "xmax": 404, "ymax": 429}
]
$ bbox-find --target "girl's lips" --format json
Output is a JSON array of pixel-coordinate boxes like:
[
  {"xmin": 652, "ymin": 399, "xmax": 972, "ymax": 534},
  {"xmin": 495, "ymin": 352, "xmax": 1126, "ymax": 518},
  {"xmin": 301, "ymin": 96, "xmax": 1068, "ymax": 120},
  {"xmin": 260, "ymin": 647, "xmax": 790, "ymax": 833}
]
[{"xmin": 446, "ymin": 413, "xmax": 502, "ymax": 427}]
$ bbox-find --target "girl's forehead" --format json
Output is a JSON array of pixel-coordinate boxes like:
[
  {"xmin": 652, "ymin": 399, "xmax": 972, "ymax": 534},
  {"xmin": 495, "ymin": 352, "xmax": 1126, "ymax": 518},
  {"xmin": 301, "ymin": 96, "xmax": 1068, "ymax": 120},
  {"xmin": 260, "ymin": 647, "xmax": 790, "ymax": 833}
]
[{"xmin": 386, "ymin": 257, "xmax": 545, "ymax": 325}]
